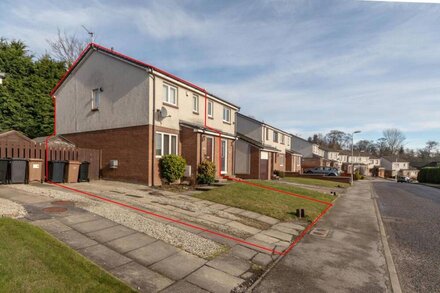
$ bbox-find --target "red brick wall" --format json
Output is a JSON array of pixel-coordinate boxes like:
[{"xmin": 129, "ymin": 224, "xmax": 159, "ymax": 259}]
[
  {"xmin": 63, "ymin": 125, "xmax": 151, "ymax": 184},
  {"xmin": 236, "ymin": 145, "xmax": 261, "ymax": 180},
  {"xmin": 180, "ymin": 127, "xmax": 200, "ymax": 182}
]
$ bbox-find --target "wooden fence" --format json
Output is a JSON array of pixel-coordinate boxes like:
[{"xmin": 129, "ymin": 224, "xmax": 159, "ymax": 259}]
[{"xmin": 0, "ymin": 141, "xmax": 101, "ymax": 180}]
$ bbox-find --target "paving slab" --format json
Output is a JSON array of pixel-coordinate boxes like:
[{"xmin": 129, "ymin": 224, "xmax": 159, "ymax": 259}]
[
  {"xmin": 106, "ymin": 232, "xmax": 157, "ymax": 254},
  {"xmin": 256, "ymin": 215, "xmax": 279, "ymax": 225},
  {"xmin": 230, "ymin": 245, "xmax": 258, "ymax": 260},
  {"xmin": 111, "ymin": 261, "xmax": 173, "ymax": 293},
  {"xmin": 71, "ymin": 218, "xmax": 117, "ymax": 234},
  {"xmin": 150, "ymin": 251, "xmax": 206, "ymax": 280},
  {"xmin": 261, "ymin": 229, "xmax": 293, "ymax": 242},
  {"xmin": 199, "ymin": 214, "xmax": 230, "ymax": 224},
  {"xmin": 87, "ymin": 225, "xmax": 135, "ymax": 243},
  {"xmin": 252, "ymin": 233, "xmax": 280, "ymax": 244},
  {"xmin": 252, "ymin": 253, "xmax": 274, "ymax": 267},
  {"xmin": 271, "ymin": 223, "xmax": 300, "ymax": 235},
  {"xmin": 186, "ymin": 266, "xmax": 244, "ymax": 293},
  {"xmin": 161, "ymin": 280, "xmax": 209, "ymax": 293},
  {"xmin": 240, "ymin": 210, "xmax": 262, "ymax": 219},
  {"xmin": 224, "ymin": 207, "xmax": 246, "ymax": 214},
  {"xmin": 275, "ymin": 222, "xmax": 305, "ymax": 231},
  {"xmin": 55, "ymin": 229, "xmax": 98, "ymax": 250},
  {"xmin": 199, "ymin": 231, "xmax": 238, "ymax": 247},
  {"xmin": 208, "ymin": 203, "xmax": 229, "ymax": 211},
  {"xmin": 60, "ymin": 213, "xmax": 101, "ymax": 225},
  {"xmin": 225, "ymin": 221, "xmax": 261, "ymax": 235},
  {"xmin": 32, "ymin": 218, "xmax": 72, "ymax": 234},
  {"xmin": 207, "ymin": 255, "xmax": 251, "ymax": 277},
  {"xmin": 79, "ymin": 244, "xmax": 131, "ymax": 270},
  {"xmin": 127, "ymin": 240, "xmax": 178, "ymax": 266}
]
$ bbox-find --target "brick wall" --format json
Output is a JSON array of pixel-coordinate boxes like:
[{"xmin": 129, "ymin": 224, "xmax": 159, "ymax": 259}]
[{"xmin": 64, "ymin": 125, "xmax": 151, "ymax": 184}]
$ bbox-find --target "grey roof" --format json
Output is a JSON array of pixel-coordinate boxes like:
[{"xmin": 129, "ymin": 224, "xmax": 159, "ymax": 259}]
[
  {"xmin": 179, "ymin": 120, "xmax": 236, "ymax": 138},
  {"xmin": 237, "ymin": 132, "xmax": 280, "ymax": 152},
  {"xmin": 381, "ymin": 156, "xmax": 409, "ymax": 163},
  {"xmin": 33, "ymin": 135, "xmax": 75, "ymax": 147},
  {"xmin": 237, "ymin": 113, "xmax": 291, "ymax": 136}
]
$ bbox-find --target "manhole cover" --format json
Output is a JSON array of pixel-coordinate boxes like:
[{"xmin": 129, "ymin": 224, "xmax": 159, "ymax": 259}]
[
  {"xmin": 310, "ymin": 228, "xmax": 330, "ymax": 238},
  {"xmin": 42, "ymin": 207, "xmax": 68, "ymax": 213},
  {"xmin": 51, "ymin": 200, "xmax": 74, "ymax": 206}
]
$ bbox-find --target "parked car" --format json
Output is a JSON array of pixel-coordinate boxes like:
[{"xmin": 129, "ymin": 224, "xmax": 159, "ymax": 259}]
[
  {"xmin": 304, "ymin": 167, "xmax": 340, "ymax": 176},
  {"xmin": 397, "ymin": 176, "xmax": 411, "ymax": 183}
]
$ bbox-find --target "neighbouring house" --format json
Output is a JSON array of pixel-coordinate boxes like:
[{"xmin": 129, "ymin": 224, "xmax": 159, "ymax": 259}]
[
  {"xmin": 52, "ymin": 43, "xmax": 239, "ymax": 185},
  {"xmin": 291, "ymin": 135, "xmax": 328, "ymax": 169},
  {"xmin": 322, "ymin": 147, "xmax": 340, "ymax": 170},
  {"xmin": 235, "ymin": 114, "xmax": 292, "ymax": 179},
  {"xmin": 368, "ymin": 157, "xmax": 384, "ymax": 177},
  {"xmin": 0, "ymin": 130, "xmax": 35, "ymax": 144},
  {"xmin": 339, "ymin": 150, "xmax": 370, "ymax": 175},
  {"xmin": 286, "ymin": 150, "xmax": 303, "ymax": 173},
  {"xmin": 380, "ymin": 156, "xmax": 412, "ymax": 178}
]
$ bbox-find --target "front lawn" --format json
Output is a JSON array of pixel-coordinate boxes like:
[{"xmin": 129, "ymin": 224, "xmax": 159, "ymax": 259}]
[
  {"xmin": 0, "ymin": 218, "xmax": 133, "ymax": 292},
  {"xmin": 282, "ymin": 177, "xmax": 350, "ymax": 188},
  {"xmin": 193, "ymin": 180, "xmax": 334, "ymax": 221}
]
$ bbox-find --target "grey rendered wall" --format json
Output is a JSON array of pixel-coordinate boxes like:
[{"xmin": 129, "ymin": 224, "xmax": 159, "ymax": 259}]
[
  {"xmin": 56, "ymin": 51, "xmax": 149, "ymax": 134},
  {"xmin": 236, "ymin": 115, "xmax": 262, "ymax": 142}
]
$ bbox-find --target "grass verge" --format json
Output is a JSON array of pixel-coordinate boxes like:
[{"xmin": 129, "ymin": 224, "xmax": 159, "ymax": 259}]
[
  {"xmin": 193, "ymin": 180, "xmax": 334, "ymax": 221},
  {"xmin": 0, "ymin": 218, "xmax": 133, "ymax": 292},
  {"xmin": 282, "ymin": 177, "xmax": 350, "ymax": 188}
]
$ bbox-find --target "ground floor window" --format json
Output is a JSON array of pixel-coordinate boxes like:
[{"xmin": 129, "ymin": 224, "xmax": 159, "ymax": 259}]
[{"xmin": 156, "ymin": 132, "xmax": 178, "ymax": 157}]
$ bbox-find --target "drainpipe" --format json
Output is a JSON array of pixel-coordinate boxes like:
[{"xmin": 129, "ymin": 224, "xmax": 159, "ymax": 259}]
[{"xmin": 149, "ymin": 68, "xmax": 156, "ymax": 186}]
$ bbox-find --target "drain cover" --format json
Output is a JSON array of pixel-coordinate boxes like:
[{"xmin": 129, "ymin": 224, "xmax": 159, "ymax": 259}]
[
  {"xmin": 43, "ymin": 207, "xmax": 68, "ymax": 213},
  {"xmin": 51, "ymin": 200, "xmax": 74, "ymax": 206},
  {"xmin": 310, "ymin": 228, "xmax": 330, "ymax": 238}
]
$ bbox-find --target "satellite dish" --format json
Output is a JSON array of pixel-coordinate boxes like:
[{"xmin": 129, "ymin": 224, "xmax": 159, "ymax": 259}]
[{"xmin": 159, "ymin": 107, "xmax": 169, "ymax": 119}]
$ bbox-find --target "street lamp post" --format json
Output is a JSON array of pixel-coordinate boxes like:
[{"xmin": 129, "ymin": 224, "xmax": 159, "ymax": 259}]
[{"xmin": 351, "ymin": 130, "xmax": 361, "ymax": 185}]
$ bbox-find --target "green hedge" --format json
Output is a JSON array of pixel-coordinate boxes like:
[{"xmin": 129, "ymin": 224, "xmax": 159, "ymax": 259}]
[
  {"xmin": 197, "ymin": 160, "xmax": 216, "ymax": 184},
  {"xmin": 417, "ymin": 167, "xmax": 440, "ymax": 184}
]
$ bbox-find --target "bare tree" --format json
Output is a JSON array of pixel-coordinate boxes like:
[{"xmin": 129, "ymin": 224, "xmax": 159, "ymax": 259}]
[
  {"xmin": 47, "ymin": 28, "xmax": 87, "ymax": 67},
  {"xmin": 382, "ymin": 128, "xmax": 406, "ymax": 155}
]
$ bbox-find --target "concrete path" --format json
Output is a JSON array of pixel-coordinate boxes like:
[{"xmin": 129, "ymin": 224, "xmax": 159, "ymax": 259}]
[
  {"xmin": 253, "ymin": 180, "xmax": 392, "ymax": 292},
  {"xmin": 0, "ymin": 185, "xmax": 303, "ymax": 292}
]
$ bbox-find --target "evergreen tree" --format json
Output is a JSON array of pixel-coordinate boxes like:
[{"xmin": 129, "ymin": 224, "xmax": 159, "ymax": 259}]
[{"xmin": 0, "ymin": 39, "xmax": 65, "ymax": 137}]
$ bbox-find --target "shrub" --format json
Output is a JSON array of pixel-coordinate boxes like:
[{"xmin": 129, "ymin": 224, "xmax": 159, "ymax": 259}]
[
  {"xmin": 197, "ymin": 160, "xmax": 216, "ymax": 184},
  {"xmin": 353, "ymin": 171, "xmax": 362, "ymax": 181},
  {"xmin": 417, "ymin": 167, "xmax": 440, "ymax": 184},
  {"xmin": 159, "ymin": 155, "xmax": 186, "ymax": 183},
  {"xmin": 274, "ymin": 170, "xmax": 285, "ymax": 178}
]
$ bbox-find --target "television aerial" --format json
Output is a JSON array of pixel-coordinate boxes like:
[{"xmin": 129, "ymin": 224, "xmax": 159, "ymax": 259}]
[{"xmin": 81, "ymin": 25, "xmax": 95, "ymax": 43}]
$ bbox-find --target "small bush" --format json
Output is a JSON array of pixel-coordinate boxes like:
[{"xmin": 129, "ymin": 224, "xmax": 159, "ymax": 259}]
[
  {"xmin": 274, "ymin": 170, "xmax": 285, "ymax": 178},
  {"xmin": 353, "ymin": 171, "xmax": 362, "ymax": 181},
  {"xmin": 417, "ymin": 167, "xmax": 440, "ymax": 184},
  {"xmin": 159, "ymin": 155, "xmax": 186, "ymax": 183},
  {"xmin": 197, "ymin": 160, "xmax": 216, "ymax": 184}
]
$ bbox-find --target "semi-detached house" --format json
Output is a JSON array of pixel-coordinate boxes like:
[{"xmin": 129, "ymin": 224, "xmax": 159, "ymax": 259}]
[
  {"xmin": 51, "ymin": 43, "xmax": 239, "ymax": 186},
  {"xmin": 235, "ymin": 114, "xmax": 300, "ymax": 179}
]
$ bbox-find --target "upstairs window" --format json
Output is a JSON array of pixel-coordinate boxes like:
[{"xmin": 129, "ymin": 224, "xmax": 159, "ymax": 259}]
[
  {"xmin": 266, "ymin": 128, "xmax": 269, "ymax": 140},
  {"xmin": 208, "ymin": 100, "xmax": 214, "ymax": 118},
  {"xmin": 281, "ymin": 134, "xmax": 285, "ymax": 144},
  {"xmin": 273, "ymin": 131, "xmax": 278, "ymax": 143},
  {"xmin": 223, "ymin": 107, "xmax": 231, "ymax": 123},
  {"xmin": 193, "ymin": 95, "xmax": 199, "ymax": 113},
  {"xmin": 92, "ymin": 88, "xmax": 100, "ymax": 110},
  {"xmin": 163, "ymin": 83, "xmax": 177, "ymax": 106}
]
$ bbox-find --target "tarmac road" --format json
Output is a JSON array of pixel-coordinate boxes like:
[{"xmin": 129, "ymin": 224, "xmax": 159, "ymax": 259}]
[{"xmin": 373, "ymin": 181, "xmax": 440, "ymax": 293}]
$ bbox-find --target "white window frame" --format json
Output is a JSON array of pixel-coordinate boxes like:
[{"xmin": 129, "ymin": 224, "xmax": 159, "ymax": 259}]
[
  {"xmin": 207, "ymin": 100, "xmax": 214, "ymax": 118},
  {"xmin": 92, "ymin": 88, "xmax": 100, "ymax": 111},
  {"xmin": 163, "ymin": 83, "xmax": 178, "ymax": 106},
  {"xmin": 193, "ymin": 94, "xmax": 199, "ymax": 113},
  {"xmin": 222, "ymin": 107, "xmax": 231, "ymax": 123},
  {"xmin": 155, "ymin": 132, "xmax": 178, "ymax": 157}
]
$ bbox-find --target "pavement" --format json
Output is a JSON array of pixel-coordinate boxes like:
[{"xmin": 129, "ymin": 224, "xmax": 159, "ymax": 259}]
[
  {"xmin": 253, "ymin": 180, "xmax": 391, "ymax": 292},
  {"xmin": 0, "ymin": 184, "xmax": 305, "ymax": 293},
  {"xmin": 373, "ymin": 181, "xmax": 440, "ymax": 293}
]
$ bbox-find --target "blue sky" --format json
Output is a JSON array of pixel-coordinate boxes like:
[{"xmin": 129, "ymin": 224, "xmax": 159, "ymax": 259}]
[{"xmin": 1, "ymin": 0, "xmax": 439, "ymax": 149}]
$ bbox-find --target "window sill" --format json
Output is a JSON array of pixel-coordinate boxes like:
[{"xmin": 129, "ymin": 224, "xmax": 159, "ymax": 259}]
[
  {"xmin": 91, "ymin": 108, "xmax": 99, "ymax": 112},
  {"xmin": 163, "ymin": 102, "xmax": 178, "ymax": 109},
  {"xmin": 222, "ymin": 120, "xmax": 231, "ymax": 125},
  {"xmin": 193, "ymin": 111, "xmax": 199, "ymax": 115},
  {"xmin": 208, "ymin": 116, "xmax": 214, "ymax": 120}
]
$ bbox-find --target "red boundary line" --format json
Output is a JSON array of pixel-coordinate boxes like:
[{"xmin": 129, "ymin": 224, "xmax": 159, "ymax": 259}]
[{"xmin": 46, "ymin": 43, "xmax": 334, "ymax": 256}]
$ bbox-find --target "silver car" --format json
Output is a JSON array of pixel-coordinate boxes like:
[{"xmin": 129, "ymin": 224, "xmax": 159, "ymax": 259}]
[{"xmin": 304, "ymin": 167, "xmax": 340, "ymax": 176}]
